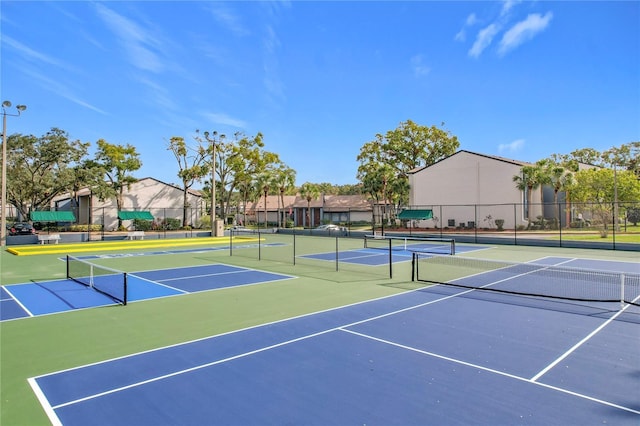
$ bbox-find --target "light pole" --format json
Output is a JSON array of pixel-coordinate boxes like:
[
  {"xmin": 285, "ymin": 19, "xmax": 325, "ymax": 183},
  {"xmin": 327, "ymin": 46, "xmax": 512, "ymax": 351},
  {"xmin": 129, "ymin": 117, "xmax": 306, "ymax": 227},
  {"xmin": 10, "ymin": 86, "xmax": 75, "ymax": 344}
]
[
  {"xmin": 204, "ymin": 131, "xmax": 224, "ymax": 237},
  {"xmin": 1, "ymin": 101, "xmax": 27, "ymax": 247}
]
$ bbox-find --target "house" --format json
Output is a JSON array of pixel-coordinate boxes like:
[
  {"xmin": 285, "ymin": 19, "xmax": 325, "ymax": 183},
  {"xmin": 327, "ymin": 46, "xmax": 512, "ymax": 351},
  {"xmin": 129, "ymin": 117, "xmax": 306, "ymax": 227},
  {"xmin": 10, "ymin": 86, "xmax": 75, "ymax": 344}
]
[
  {"xmin": 408, "ymin": 150, "xmax": 541, "ymax": 230},
  {"xmin": 53, "ymin": 177, "xmax": 206, "ymax": 231},
  {"xmin": 246, "ymin": 194, "xmax": 373, "ymax": 228}
]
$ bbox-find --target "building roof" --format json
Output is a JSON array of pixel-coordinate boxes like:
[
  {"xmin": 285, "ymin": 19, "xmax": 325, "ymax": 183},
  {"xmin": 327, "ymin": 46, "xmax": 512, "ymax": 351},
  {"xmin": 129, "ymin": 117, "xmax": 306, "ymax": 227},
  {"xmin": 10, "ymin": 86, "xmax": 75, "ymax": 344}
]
[
  {"xmin": 322, "ymin": 195, "xmax": 371, "ymax": 211},
  {"xmin": 408, "ymin": 150, "xmax": 532, "ymax": 175}
]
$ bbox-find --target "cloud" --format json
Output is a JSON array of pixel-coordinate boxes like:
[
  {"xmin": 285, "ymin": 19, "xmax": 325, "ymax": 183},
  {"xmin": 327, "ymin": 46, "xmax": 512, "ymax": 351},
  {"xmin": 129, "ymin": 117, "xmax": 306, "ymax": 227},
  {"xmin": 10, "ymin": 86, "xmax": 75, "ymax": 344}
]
[
  {"xmin": 21, "ymin": 68, "xmax": 108, "ymax": 115},
  {"xmin": 94, "ymin": 3, "xmax": 164, "ymax": 73},
  {"xmin": 207, "ymin": 4, "xmax": 250, "ymax": 36},
  {"xmin": 498, "ymin": 139, "xmax": 525, "ymax": 154},
  {"xmin": 202, "ymin": 112, "xmax": 247, "ymax": 128},
  {"xmin": 410, "ymin": 54, "xmax": 431, "ymax": 77},
  {"xmin": 498, "ymin": 12, "xmax": 553, "ymax": 56},
  {"xmin": 454, "ymin": 13, "xmax": 478, "ymax": 42},
  {"xmin": 468, "ymin": 23, "xmax": 500, "ymax": 58},
  {"xmin": 500, "ymin": 0, "xmax": 521, "ymax": 17},
  {"xmin": 2, "ymin": 35, "xmax": 71, "ymax": 69}
]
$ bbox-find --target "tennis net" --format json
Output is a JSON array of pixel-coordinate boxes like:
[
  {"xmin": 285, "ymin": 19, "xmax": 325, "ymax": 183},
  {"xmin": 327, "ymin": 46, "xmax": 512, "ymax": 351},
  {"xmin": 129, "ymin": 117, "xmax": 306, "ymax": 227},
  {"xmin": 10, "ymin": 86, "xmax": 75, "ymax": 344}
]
[
  {"xmin": 413, "ymin": 253, "xmax": 640, "ymax": 307},
  {"xmin": 66, "ymin": 255, "xmax": 128, "ymax": 305},
  {"xmin": 365, "ymin": 235, "xmax": 455, "ymax": 255}
]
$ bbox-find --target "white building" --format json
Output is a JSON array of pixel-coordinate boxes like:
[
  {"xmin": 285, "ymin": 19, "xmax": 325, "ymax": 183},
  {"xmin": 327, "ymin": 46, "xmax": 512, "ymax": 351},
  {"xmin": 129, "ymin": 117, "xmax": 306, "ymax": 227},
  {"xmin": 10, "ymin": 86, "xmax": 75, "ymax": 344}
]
[
  {"xmin": 408, "ymin": 150, "xmax": 542, "ymax": 230},
  {"xmin": 54, "ymin": 177, "xmax": 206, "ymax": 231}
]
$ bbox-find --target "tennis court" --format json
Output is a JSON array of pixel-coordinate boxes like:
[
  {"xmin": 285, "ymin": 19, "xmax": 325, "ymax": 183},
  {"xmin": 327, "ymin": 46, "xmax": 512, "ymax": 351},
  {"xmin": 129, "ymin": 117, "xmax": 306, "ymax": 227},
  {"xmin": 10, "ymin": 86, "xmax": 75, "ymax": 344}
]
[
  {"xmin": 2, "ymin": 234, "xmax": 639, "ymax": 425},
  {"xmin": 30, "ymin": 255, "xmax": 639, "ymax": 424},
  {"xmin": 1, "ymin": 262, "xmax": 295, "ymax": 321}
]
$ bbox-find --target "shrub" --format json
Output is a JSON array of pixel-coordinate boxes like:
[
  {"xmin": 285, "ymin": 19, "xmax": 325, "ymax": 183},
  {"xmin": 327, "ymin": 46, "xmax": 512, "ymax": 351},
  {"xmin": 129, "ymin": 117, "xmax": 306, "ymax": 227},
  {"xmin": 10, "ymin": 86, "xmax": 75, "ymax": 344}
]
[
  {"xmin": 69, "ymin": 224, "xmax": 102, "ymax": 232},
  {"xmin": 627, "ymin": 208, "xmax": 640, "ymax": 226},
  {"xmin": 133, "ymin": 219, "xmax": 153, "ymax": 231},
  {"xmin": 494, "ymin": 219, "xmax": 505, "ymax": 231}
]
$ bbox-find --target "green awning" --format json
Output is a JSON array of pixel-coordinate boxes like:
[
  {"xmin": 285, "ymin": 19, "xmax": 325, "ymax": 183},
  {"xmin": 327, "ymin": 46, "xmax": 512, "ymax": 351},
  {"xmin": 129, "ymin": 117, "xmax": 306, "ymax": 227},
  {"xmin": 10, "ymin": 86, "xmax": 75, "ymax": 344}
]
[
  {"xmin": 398, "ymin": 209, "xmax": 433, "ymax": 220},
  {"xmin": 118, "ymin": 211, "xmax": 154, "ymax": 220},
  {"xmin": 30, "ymin": 211, "xmax": 76, "ymax": 222}
]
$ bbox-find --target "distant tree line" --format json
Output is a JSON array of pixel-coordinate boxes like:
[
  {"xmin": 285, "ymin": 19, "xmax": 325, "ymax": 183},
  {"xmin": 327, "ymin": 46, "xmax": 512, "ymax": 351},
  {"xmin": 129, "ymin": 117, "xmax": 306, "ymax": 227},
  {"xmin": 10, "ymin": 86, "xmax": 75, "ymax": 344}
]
[{"xmin": 3, "ymin": 122, "xmax": 638, "ymax": 230}]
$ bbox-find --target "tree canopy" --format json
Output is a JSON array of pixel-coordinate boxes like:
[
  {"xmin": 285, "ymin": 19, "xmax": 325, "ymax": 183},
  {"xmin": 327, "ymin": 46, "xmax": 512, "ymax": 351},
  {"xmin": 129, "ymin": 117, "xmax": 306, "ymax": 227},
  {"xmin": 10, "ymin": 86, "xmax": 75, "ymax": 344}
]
[{"xmin": 357, "ymin": 120, "xmax": 459, "ymax": 213}]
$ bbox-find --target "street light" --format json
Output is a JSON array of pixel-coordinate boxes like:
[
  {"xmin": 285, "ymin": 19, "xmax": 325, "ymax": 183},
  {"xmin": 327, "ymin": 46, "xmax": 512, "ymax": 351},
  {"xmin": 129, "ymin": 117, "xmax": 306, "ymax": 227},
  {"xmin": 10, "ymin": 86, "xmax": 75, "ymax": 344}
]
[{"xmin": 1, "ymin": 101, "xmax": 27, "ymax": 247}]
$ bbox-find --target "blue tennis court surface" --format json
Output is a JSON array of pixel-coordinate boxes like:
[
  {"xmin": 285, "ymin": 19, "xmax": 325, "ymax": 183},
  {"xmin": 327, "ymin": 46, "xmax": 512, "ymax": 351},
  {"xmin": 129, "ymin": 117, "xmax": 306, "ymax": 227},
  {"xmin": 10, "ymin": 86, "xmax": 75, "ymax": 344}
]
[
  {"xmin": 30, "ymin": 271, "xmax": 640, "ymax": 425},
  {"xmin": 299, "ymin": 241, "xmax": 483, "ymax": 266},
  {"xmin": 1, "ymin": 264, "xmax": 294, "ymax": 321}
]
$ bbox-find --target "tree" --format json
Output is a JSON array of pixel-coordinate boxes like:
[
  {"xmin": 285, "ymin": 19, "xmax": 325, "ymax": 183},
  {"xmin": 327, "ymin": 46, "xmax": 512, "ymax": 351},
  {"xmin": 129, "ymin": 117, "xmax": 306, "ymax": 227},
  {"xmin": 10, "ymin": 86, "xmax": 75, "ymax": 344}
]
[
  {"xmin": 537, "ymin": 158, "xmax": 574, "ymax": 228},
  {"xmin": 5, "ymin": 128, "xmax": 89, "ymax": 218},
  {"xmin": 568, "ymin": 168, "xmax": 640, "ymax": 230},
  {"xmin": 357, "ymin": 120, "xmax": 459, "ymax": 213},
  {"xmin": 167, "ymin": 136, "xmax": 208, "ymax": 227},
  {"xmin": 299, "ymin": 182, "xmax": 320, "ymax": 228},
  {"xmin": 512, "ymin": 164, "xmax": 543, "ymax": 227},
  {"xmin": 95, "ymin": 140, "xmax": 142, "ymax": 228},
  {"xmin": 271, "ymin": 163, "xmax": 296, "ymax": 227}
]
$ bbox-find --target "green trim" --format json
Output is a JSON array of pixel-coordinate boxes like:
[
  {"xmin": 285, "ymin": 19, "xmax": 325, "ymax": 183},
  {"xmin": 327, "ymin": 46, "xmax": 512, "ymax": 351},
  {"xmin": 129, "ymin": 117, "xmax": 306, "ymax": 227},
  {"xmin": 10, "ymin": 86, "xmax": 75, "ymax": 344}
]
[
  {"xmin": 30, "ymin": 211, "xmax": 76, "ymax": 222},
  {"xmin": 398, "ymin": 209, "xmax": 433, "ymax": 220},
  {"xmin": 118, "ymin": 211, "xmax": 154, "ymax": 220}
]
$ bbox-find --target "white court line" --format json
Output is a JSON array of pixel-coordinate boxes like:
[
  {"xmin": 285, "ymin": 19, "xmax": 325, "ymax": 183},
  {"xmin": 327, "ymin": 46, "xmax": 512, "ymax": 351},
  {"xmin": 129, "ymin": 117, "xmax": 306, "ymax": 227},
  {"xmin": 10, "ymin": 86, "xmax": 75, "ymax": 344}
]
[
  {"xmin": 531, "ymin": 295, "xmax": 640, "ymax": 382},
  {"xmin": 340, "ymin": 328, "xmax": 640, "ymax": 416},
  {"xmin": 127, "ymin": 273, "xmax": 187, "ymax": 294},
  {"xmin": 2, "ymin": 286, "xmax": 34, "ymax": 317},
  {"xmin": 156, "ymin": 268, "xmax": 249, "ymax": 283},
  {"xmin": 39, "ymin": 290, "xmax": 468, "ymax": 411}
]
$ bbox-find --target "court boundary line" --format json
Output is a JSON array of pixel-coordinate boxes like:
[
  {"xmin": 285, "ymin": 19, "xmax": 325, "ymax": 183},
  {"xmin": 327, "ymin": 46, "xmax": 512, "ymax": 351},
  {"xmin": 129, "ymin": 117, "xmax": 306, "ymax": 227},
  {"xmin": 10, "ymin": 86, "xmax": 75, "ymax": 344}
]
[
  {"xmin": 340, "ymin": 328, "xmax": 640, "ymax": 416},
  {"xmin": 530, "ymin": 294, "xmax": 640, "ymax": 382},
  {"xmin": 1, "ymin": 286, "xmax": 34, "ymax": 317},
  {"xmin": 33, "ymin": 289, "xmax": 471, "ymax": 413},
  {"xmin": 126, "ymin": 273, "xmax": 188, "ymax": 294},
  {"xmin": 156, "ymin": 268, "xmax": 256, "ymax": 283},
  {"xmin": 129, "ymin": 263, "xmax": 298, "ymax": 281},
  {"xmin": 33, "ymin": 283, "xmax": 640, "ymax": 418},
  {"xmin": 29, "ymin": 261, "xmax": 638, "ymax": 421}
]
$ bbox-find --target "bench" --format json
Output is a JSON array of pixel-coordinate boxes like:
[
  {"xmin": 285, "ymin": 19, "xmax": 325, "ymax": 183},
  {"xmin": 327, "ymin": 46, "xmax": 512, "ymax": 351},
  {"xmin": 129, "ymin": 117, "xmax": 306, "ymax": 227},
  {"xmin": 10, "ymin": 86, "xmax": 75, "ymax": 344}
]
[
  {"xmin": 38, "ymin": 234, "xmax": 60, "ymax": 244},
  {"xmin": 127, "ymin": 231, "xmax": 145, "ymax": 240}
]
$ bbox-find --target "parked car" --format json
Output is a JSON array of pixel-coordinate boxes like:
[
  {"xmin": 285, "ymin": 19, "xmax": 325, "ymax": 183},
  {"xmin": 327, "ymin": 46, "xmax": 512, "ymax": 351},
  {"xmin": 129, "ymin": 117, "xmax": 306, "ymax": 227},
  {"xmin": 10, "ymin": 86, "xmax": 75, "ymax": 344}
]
[
  {"xmin": 312, "ymin": 224, "xmax": 348, "ymax": 235},
  {"xmin": 7, "ymin": 222, "xmax": 36, "ymax": 236}
]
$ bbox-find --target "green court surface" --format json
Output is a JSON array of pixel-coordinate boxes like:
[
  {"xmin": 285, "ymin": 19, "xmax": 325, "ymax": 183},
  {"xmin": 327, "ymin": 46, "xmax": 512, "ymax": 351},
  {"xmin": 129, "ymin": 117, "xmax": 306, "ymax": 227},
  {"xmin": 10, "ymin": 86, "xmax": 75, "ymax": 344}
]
[{"xmin": 1, "ymin": 234, "xmax": 638, "ymax": 425}]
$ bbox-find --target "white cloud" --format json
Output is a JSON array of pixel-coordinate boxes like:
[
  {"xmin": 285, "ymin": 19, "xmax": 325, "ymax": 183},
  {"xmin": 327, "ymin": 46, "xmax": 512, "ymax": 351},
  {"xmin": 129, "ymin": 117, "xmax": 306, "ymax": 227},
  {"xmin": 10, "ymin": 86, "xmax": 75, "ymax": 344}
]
[
  {"xmin": 2, "ymin": 35, "xmax": 72, "ymax": 70},
  {"xmin": 207, "ymin": 4, "xmax": 250, "ymax": 36},
  {"xmin": 468, "ymin": 23, "xmax": 500, "ymax": 58},
  {"xmin": 94, "ymin": 3, "xmax": 164, "ymax": 73},
  {"xmin": 410, "ymin": 54, "xmax": 431, "ymax": 77},
  {"xmin": 501, "ymin": 0, "xmax": 521, "ymax": 17},
  {"xmin": 498, "ymin": 12, "xmax": 553, "ymax": 56},
  {"xmin": 454, "ymin": 13, "xmax": 478, "ymax": 42},
  {"xmin": 21, "ymin": 68, "xmax": 108, "ymax": 115},
  {"xmin": 498, "ymin": 139, "xmax": 525, "ymax": 154},
  {"xmin": 202, "ymin": 112, "xmax": 247, "ymax": 128}
]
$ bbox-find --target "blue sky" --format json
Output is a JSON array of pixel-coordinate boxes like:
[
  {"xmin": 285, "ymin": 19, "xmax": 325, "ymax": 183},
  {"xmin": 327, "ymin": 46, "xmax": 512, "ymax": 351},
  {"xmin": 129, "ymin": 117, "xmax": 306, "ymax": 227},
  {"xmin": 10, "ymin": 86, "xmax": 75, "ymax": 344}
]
[{"xmin": 1, "ymin": 1, "xmax": 638, "ymax": 187}]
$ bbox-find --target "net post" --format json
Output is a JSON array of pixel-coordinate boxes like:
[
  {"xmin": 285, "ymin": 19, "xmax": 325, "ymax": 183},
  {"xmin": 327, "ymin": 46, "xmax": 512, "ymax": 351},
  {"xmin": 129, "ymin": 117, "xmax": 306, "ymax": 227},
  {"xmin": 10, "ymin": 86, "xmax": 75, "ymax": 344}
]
[
  {"xmin": 411, "ymin": 252, "xmax": 415, "ymax": 281},
  {"xmin": 388, "ymin": 236, "xmax": 392, "ymax": 279},
  {"xmin": 621, "ymin": 273, "xmax": 625, "ymax": 310},
  {"xmin": 229, "ymin": 229, "xmax": 233, "ymax": 257},
  {"xmin": 66, "ymin": 255, "xmax": 70, "ymax": 280},
  {"xmin": 258, "ymin": 230, "xmax": 261, "ymax": 261},
  {"xmin": 451, "ymin": 239, "xmax": 456, "ymax": 255},
  {"xmin": 293, "ymin": 233, "xmax": 296, "ymax": 265},
  {"xmin": 335, "ymin": 236, "xmax": 339, "ymax": 272},
  {"xmin": 123, "ymin": 273, "xmax": 128, "ymax": 306}
]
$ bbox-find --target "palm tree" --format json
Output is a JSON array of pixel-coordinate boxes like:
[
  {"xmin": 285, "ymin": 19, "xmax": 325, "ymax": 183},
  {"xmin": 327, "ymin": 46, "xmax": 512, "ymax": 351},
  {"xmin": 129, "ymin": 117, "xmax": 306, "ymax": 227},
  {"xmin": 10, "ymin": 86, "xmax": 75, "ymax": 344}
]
[
  {"xmin": 299, "ymin": 182, "xmax": 320, "ymax": 228},
  {"xmin": 513, "ymin": 164, "xmax": 542, "ymax": 228},
  {"xmin": 271, "ymin": 164, "xmax": 296, "ymax": 227}
]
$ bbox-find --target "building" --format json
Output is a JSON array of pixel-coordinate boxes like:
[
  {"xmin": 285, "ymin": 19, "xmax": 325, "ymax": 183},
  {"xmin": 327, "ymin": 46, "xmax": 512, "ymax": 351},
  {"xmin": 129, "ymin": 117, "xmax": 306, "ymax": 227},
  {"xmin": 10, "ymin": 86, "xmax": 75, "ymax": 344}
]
[
  {"xmin": 246, "ymin": 194, "xmax": 373, "ymax": 228},
  {"xmin": 53, "ymin": 177, "xmax": 206, "ymax": 231},
  {"xmin": 408, "ymin": 150, "xmax": 541, "ymax": 230}
]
